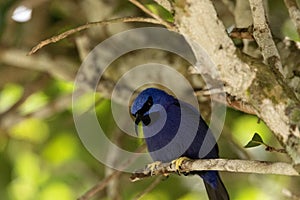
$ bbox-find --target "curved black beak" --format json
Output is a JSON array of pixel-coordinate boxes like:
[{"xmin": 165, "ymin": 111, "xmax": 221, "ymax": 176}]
[
  {"xmin": 134, "ymin": 113, "xmax": 141, "ymax": 125},
  {"xmin": 133, "ymin": 112, "xmax": 150, "ymax": 136}
]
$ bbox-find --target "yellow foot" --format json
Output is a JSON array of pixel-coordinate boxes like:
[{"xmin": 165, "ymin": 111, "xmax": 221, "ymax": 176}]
[
  {"xmin": 171, "ymin": 156, "xmax": 192, "ymax": 175},
  {"xmin": 146, "ymin": 161, "xmax": 162, "ymax": 176}
]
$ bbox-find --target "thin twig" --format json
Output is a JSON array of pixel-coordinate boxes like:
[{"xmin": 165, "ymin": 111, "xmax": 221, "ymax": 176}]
[
  {"xmin": 133, "ymin": 177, "xmax": 162, "ymax": 200},
  {"xmin": 229, "ymin": 25, "xmax": 254, "ymax": 40},
  {"xmin": 78, "ymin": 144, "xmax": 146, "ymax": 200},
  {"xmin": 130, "ymin": 158, "xmax": 299, "ymax": 181},
  {"xmin": 195, "ymin": 88, "xmax": 257, "ymax": 115},
  {"xmin": 78, "ymin": 171, "xmax": 122, "ymax": 200},
  {"xmin": 265, "ymin": 146, "xmax": 286, "ymax": 153},
  {"xmin": 128, "ymin": 0, "xmax": 175, "ymax": 30},
  {"xmin": 28, "ymin": 17, "xmax": 163, "ymax": 55}
]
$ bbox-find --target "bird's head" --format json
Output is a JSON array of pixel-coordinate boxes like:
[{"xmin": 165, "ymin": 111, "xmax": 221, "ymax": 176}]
[{"xmin": 130, "ymin": 88, "xmax": 176, "ymax": 126}]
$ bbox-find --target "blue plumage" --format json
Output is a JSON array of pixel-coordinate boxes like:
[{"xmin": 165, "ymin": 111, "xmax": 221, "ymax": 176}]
[{"xmin": 130, "ymin": 88, "xmax": 229, "ymax": 200}]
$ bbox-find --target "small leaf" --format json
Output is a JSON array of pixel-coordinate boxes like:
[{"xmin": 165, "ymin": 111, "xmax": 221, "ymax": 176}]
[
  {"xmin": 244, "ymin": 140, "xmax": 262, "ymax": 148},
  {"xmin": 252, "ymin": 133, "xmax": 264, "ymax": 143},
  {"xmin": 0, "ymin": 83, "xmax": 23, "ymax": 113},
  {"xmin": 145, "ymin": 3, "xmax": 174, "ymax": 22},
  {"xmin": 244, "ymin": 133, "xmax": 264, "ymax": 148}
]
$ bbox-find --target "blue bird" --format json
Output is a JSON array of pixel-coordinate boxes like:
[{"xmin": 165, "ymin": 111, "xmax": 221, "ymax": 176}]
[{"xmin": 130, "ymin": 88, "xmax": 229, "ymax": 200}]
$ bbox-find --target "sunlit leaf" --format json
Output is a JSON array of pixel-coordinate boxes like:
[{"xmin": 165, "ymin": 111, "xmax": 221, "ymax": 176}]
[
  {"xmin": 0, "ymin": 134, "xmax": 8, "ymax": 152},
  {"xmin": 39, "ymin": 182, "xmax": 74, "ymax": 200},
  {"xmin": 95, "ymin": 99, "xmax": 115, "ymax": 134},
  {"xmin": 72, "ymin": 92, "xmax": 101, "ymax": 114},
  {"xmin": 178, "ymin": 192, "xmax": 207, "ymax": 200},
  {"xmin": 0, "ymin": 83, "xmax": 23, "ymax": 113},
  {"xmin": 245, "ymin": 133, "xmax": 264, "ymax": 148},
  {"xmin": 235, "ymin": 186, "xmax": 273, "ymax": 200},
  {"xmin": 47, "ymin": 79, "xmax": 74, "ymax": 96},
  {"xmin": 8, "ymin": 151, "xmax": 41, "ymax": 200},
  {"xmin": 54, "ymin": 79, "xmax": 74, "ymax": 93},
  {"xmin": 231, "ymin": 115, "xmax": 271, "ymax": 147},
  {"xmin": 19, "ymin": 92, "xmax": 49, "ymax": 115},
  {"xmin": 282, "ymin": 19, "xmax": 300, "ymax": 42},
  {"xmin": 252, "ymin": 133, "xmax": 264, "ymax": 143},
  {"xmin": 8, "ymin": 178, "xmax": 36, "ymax": 200},
  {"xmin": 145, "ymin": 3, "xmax": 174, "ymax": 22},
  {"xmin": 133, "ymin": 190, "xmax": 169, "ymax": 200},
  {"xmin": 13, "ymin": 151, "xmax": 40, "ymax": 183},
  {"xmin": 244, "ymin": 140, "xmax": 262, "ymax": 148},
  {"xmin": 42, "ymin": 133, "xmax": 78, "ymax": 166},
  {"xmin": 9, "ymin": 118, "xmax": 49, "ymax": 144}
]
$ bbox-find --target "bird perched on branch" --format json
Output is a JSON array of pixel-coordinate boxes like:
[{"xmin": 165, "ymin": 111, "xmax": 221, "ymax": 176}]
[{"xmin": 130, "ymin": 87, "xmax": 229, "ymax": 200}]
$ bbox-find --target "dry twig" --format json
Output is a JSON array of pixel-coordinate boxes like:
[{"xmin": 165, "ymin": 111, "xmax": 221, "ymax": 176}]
[
  {"xmin": 77, "ymin": 171, "xmax": 122, "ymax": 200},
  {"xmin": 78, "ymin": 145, "xmax": 146, "ymax": 200},
  {"xmin": 229, "ymin": 26, "xmax": 254, "ymax": 40},
  {"xmin": 133, "ymin": 177, "xmax": 162, "ymax": 200},
  {"xmin": 130, "ymin": 158, "xmax": 299, "ymax": 182},
  {"xmin": 28, "ymin": 17, "xmax": 164, "ymax": 55}
]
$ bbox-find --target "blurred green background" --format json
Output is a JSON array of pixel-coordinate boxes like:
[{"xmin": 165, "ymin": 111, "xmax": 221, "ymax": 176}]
[{"xmin": 0, "ymin": 0, "xmax": 299, "ymax": 200}]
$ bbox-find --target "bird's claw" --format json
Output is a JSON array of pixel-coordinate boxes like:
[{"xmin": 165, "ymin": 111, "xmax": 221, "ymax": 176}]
[
  {"xmin": 146, "ymin": 161, "xmax": 162, "ymax": 176},
  {"xmin": 171, "ymin": 156, "xmax": 191, "ymax": 175}
]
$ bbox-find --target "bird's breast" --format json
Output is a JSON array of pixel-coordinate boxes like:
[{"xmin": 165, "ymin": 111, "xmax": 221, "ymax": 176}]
[{"xmin": 143, "ymin": 105, "xmax": 194, "ymax": 162}]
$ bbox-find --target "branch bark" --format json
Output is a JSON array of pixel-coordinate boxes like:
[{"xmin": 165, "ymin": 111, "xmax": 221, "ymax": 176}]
[
  {"xmin": 130, "ymin": 158, "xmax": 299, "ymax": 182},
  {"xmin": 249, "ymin": 0, "xmax": 284, "ymax": 76},
  {"xmin": 173, "ymin": 0, "xmax": 300, "ymax": 165}
]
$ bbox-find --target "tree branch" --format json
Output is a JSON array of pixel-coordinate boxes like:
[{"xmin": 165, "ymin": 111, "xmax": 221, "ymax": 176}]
[
  {"xmin": 78, "ymin": 145, "xmax": 147, "ymax": 200},
  {"xmin": 132, "ymin": 177, "xmax": 162, "ymax": 200},
  {"xmin": 130, "ymin": 158, "xmax": 299, "ymax": 182},
  {"xmin": 174, "ymin": 0, "xmax": 300, "ymax": 165},
  {"xmin": 248, "ymin": 0, "xmax": 284, "ymax": 76},
  {"xmin": 78, "ymin": 170, "xmax": 122, "ymax": 200}
]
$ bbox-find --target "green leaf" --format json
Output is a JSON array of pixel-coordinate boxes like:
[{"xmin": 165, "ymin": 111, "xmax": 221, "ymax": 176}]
[
  {"xmin": 244, "ymin": 133, "xmax": 264, "ymax": 148},
  {"xmin": 145, "ymin": 3, "xmax": 174, "ymax": 22},
  {"xmin": 39, "ymin": 182, "xmax": 74, "ymax": 200},
  {"xmin": 0, "ymin": 83, "xmax": 23, "ymax": 113},
  {"xmin": 282, "ymin": 19, "xmax": 300, "ymax": 42},
  {"xmin": 19, "ymin": 92, "xmax": 49, "ymax": 115},
  {"xmin": 244, "ymin": 140, "xmax": 261, "ymax": 148},
  {"xmin": 252, "ymin": 133, "xmax": 263, "ymax": 143},
  {"xmin": 42, "ymin": 132, "xmax": 78, "ymax": 166},
  {"xmin": 9, "ymin": 118, "xmax": 49, "ymax": 144}
]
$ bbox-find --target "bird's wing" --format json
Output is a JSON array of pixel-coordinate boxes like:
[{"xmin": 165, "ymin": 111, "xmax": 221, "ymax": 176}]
[{"xmin": 170, "ymin": 101, "xmax": 219, "ymax": 159}]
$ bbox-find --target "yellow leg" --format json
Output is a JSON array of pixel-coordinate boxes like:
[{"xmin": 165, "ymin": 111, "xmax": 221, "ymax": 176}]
[
  {"xmin": 146, "ymin": 161, "xmax": 162, "ymax": 176},
  {"xmin": 171, "ymin": 156, "xmax": 192, "ymax": 175}
]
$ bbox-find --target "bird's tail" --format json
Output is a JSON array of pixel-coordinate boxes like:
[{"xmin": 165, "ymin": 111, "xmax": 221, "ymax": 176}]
[{"xmin": 202, "ymin": 172, "xmax": 229, "ymax": 200}]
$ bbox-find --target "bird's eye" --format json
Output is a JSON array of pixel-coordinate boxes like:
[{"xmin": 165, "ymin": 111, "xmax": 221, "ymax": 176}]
[
  {"xmin": 135, "ymin": 96, "xmax": 153, "ymax": 117},
  {"xmin": 147, "ymin": 96, "xmax": 153, "ymax": 106}
]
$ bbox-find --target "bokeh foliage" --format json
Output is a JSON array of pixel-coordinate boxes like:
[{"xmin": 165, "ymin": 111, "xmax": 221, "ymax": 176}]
[{"xmin": 0, "ymin": 0, "xmax": 299, "ymax": 200}]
